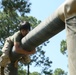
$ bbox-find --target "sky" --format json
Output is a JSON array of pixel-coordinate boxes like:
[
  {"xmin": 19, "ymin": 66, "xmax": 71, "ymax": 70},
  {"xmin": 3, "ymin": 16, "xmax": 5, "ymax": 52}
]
[{"xmin": 26, "ymin": 0, "xmax": 69, "ymax": 74}]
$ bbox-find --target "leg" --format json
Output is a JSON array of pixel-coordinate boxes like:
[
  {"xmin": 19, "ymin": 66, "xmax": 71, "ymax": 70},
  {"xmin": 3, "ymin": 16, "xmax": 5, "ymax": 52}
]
[{"xmin": 0, "ymin": 38, "xmax": 12, "ymax": 67}]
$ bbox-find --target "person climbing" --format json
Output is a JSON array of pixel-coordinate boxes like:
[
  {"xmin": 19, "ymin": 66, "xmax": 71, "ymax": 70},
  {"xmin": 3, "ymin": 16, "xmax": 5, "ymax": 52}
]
[{"xmin": 0, "ymin": 21, "xmax": 36, "ymax": 67}]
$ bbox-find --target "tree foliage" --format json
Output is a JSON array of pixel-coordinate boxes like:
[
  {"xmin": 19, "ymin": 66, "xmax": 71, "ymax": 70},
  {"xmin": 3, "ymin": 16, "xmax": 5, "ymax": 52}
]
[
  {"xmin": 1, "ymin": 0, "xmax": 31, "ymax": 16},
  {"xmin": 30, "ymin": 72, "xmax": 41, "ymax": 75},
  {"xmin": 18, "ymin": 66, "xmax": 27, "ymax": 75},
  {"xmin": 31, "ymin": 45, "xmax": 52, "ymax": 75},
  {"xmin": 60, "ymin": 40, "xmax": 67, "ymax": 55},
  {"xmin": 53, "ymin": 68, "xmax": 67, "ymax": 75}
]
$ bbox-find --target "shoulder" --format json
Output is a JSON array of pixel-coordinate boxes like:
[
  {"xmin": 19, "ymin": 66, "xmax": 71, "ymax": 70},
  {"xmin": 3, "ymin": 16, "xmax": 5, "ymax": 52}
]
[
  {"xmin": 14, "ymin": 31, "xmax": 20, "ymax": 35},
  {"xmin": 12, "ymin": 31, "xmax": 21, "ymax": 37},
  {"xmin": 10, "ymin": 31, "xmax": 21, "ymax": 42}
]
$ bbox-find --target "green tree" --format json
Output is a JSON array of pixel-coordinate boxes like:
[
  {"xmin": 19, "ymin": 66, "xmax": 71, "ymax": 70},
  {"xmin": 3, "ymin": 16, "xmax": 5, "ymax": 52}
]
[
  {"xmin": 60, "ymin": 40, "xmax": 68, "ymax": 75},
  {"xmin": 18, "ymin": 66, "xmax": 27, "ymax": 75},
  {"xmin": 1, "ymin": 0, "xmax": 31, "ymax": 16},
  {"xmin": 30, "ymin": 72, "xmax": 41, "ymax": 75},
  {"xmin": 60, "ymin": 40, "xmax": 67, "ymax": 55},
  {"xmin": 53, "ymin": 68, "xmax": 67, "ymax": 75}
]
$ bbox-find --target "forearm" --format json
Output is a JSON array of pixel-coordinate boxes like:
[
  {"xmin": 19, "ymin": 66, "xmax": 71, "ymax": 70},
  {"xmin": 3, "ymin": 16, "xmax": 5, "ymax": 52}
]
[{"xmin": 15, "ymin": 47, "xmax": 36, "ymax": 55}]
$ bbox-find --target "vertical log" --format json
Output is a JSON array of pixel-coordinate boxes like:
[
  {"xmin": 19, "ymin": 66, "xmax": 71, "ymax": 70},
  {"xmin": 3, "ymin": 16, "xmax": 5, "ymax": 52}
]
[{"xmin": 64, "ymin": 0, "xmax": 76, "ymax": 75}]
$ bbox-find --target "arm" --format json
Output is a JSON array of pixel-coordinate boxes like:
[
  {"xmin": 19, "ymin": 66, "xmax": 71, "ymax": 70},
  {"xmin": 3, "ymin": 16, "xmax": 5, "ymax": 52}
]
[{"xmin": 14, "ymin": 42, "xmax": 36, "ymax": 55}]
